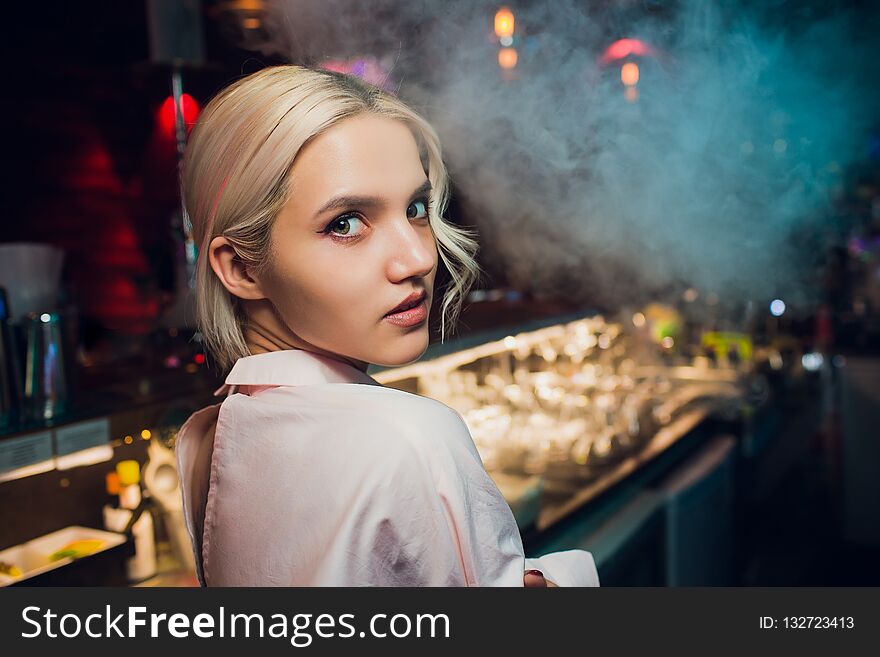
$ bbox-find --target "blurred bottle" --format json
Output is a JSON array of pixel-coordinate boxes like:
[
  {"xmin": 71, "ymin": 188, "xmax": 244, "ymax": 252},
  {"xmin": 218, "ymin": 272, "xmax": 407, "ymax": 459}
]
[{"xmin": 106, "ymin": 460, "xmax": 157, "ymax": 583}]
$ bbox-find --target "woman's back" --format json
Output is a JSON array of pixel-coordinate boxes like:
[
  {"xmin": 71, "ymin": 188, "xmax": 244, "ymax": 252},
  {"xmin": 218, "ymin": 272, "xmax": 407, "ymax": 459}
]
[{"xmin": 176, "ymin": 349, "xmax": 599, "ymax": 586}]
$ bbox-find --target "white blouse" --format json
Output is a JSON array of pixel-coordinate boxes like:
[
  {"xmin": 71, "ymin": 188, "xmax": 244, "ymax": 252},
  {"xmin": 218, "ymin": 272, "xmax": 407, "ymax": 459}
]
[{"xmin": 176, "ymin": 349, "xmax": 599, "ymax": 586}]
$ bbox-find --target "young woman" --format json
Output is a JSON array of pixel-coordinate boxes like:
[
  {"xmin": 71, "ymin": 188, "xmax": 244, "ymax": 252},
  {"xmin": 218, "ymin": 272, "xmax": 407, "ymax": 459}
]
[{"xmin": 175, "ymin": 65, "xmax": 599, "ymax": 587}]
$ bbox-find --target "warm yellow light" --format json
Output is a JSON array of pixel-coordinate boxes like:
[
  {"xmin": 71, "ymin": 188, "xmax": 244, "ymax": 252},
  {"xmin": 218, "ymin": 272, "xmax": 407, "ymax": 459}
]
[
  {"xmin": 494, "ymin": 7, "xmax": 514, "ymax": 39},
  {"xmin": 243, "ymin": 17, "xmax": 261, "ymax": 29},
  {"xmin": 632, "ymin": 312, "xmax": 646, "ymax": 328},
  {"xmin": 124, "ymin": 435, "xmax": 133, "ymax": 445},
  {"xmin": 498, "ymin": 47, "xmax": 518, "ymax": 69},
  {"xmin": 621, "ymin": 62, "xmax": 639, "ymax": 86},
  {"xmin": 141, "ymin": 429, "xmax": 151, "ymax": 440}
]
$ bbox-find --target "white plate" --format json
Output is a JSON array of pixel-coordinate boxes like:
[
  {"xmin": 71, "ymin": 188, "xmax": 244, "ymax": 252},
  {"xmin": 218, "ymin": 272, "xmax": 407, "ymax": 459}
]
[{"xmin": 0, "ymin": 525, "xmax": 126, "ymax": 586}]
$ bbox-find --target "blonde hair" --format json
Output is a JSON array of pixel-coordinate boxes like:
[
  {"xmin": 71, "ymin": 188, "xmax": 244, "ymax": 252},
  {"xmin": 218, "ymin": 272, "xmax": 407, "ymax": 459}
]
[{"xmin": 182, "ymin": 65, "xmax": 481, "ymax": 371}]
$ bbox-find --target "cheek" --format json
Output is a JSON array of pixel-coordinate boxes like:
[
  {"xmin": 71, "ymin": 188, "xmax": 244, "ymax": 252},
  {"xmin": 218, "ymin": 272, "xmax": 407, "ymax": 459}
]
[{"xmin": 267, "ymin": 249, "xmax": 377, "ymax": 326}]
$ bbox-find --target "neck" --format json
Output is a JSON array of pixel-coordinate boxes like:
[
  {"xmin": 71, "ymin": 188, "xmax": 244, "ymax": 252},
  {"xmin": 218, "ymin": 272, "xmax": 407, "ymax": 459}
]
[{"xmin": 240, "ymin": 299, "xmax": 371, "ymax": 374}]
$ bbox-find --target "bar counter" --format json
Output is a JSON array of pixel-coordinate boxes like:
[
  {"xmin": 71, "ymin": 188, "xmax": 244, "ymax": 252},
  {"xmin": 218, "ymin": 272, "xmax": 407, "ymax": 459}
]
[{"xmin": 2, "ymin": 310, "xmax": 788, "ymax": 587}]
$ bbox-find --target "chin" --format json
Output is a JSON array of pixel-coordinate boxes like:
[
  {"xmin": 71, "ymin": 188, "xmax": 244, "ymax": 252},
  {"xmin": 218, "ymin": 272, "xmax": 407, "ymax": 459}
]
[{"xmin": 371, "ymin": 326, "xmax": 430, "ymax": 368}]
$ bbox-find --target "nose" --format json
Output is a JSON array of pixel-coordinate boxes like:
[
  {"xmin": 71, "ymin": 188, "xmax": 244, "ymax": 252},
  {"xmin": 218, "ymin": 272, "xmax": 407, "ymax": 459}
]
[{"xmin": 385, "ymin": 216, "xmax": 436, "ymax": 284}]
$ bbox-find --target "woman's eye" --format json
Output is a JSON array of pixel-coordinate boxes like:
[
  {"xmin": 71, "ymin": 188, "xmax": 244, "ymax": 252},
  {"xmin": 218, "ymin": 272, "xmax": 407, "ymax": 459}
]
[
  {"xmin": 407, "ymin": 198, "xmax": 429, "ymax": 220},
  {"xmin": 324, "ymin": 215, "xmax": 366, "ymax": 238}
]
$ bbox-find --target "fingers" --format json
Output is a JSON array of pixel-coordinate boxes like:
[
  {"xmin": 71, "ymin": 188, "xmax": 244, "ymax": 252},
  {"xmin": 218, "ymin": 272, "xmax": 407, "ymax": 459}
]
[{"xmin": 523, "ymin": 568, "xmax": 548, "ymax": 587}]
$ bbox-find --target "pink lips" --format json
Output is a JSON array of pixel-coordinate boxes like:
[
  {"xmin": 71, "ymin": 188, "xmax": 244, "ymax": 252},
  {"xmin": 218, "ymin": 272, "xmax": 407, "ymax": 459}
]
[{"xmin": 383, "ymin": 292, "xmax": 428, "ymax": 328}]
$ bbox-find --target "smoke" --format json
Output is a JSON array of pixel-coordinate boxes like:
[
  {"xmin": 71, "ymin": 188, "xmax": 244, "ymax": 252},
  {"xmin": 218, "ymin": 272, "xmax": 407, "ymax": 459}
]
[{"xmin": 245, "ymin": 0, "xmax": 879, "ymax": 310}]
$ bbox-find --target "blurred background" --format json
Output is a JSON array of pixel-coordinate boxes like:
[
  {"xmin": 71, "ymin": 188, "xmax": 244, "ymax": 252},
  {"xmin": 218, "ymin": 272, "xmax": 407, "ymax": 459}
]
[{"xmin": 1, "ymin": 0, "xmax": 878, "ymax": 587}]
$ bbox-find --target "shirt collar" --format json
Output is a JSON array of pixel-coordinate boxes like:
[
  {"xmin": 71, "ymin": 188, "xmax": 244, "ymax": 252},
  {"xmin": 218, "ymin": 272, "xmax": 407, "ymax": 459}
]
[{"xmin": 214, "ymin": 350, "xmax": 381, "ymax": 396}]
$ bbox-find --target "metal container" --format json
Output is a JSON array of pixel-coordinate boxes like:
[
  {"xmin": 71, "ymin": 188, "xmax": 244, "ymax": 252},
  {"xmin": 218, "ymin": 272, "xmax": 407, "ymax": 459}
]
[{"xmin": 22, "ymin": 311, "xmax": 70, "ymax": 420}]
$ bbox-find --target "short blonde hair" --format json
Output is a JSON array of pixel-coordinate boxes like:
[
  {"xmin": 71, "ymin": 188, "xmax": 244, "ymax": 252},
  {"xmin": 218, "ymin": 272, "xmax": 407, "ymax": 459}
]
[{"xmin": 182, "ymin": 65, "xmax": 481, "ymax": 371}]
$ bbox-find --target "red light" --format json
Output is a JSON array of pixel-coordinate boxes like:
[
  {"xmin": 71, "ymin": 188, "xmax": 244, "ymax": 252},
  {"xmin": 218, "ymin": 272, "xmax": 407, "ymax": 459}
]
[
  {"xmin": 194, "ymin": 353, "xmax": 206, "ymax": 364},
  {"xmin": 158, "ymin": 94, "xmax": 200, "ymax": 138},
  {"xmin": 601, "ymin": 38, "xmax": 655, "ymax": 65}
]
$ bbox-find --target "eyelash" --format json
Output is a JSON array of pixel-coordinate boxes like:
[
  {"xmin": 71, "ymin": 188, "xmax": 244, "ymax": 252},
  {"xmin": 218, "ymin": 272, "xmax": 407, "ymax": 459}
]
[{"xmin": 320, "ymin": 196, "xmax": 431, "ymax": 243}]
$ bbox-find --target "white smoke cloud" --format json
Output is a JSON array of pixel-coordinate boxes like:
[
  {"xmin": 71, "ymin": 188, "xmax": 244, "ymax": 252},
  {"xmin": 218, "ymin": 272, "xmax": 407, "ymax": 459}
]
[{"xmin": 244, "ymin": 0, "xmax": 879, "ymax": 310}]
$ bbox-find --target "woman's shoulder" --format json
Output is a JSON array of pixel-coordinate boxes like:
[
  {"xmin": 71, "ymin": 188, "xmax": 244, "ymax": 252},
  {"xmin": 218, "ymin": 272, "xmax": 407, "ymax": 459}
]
[
  {"xmin": 360, "ymin": 385, "xmax": 471, "ymax": 436},
  {"xmin": 219, "ymin": 383, "xmax": 474, "ymax": 456},
  {"xmin": 365, "ymin": 384, "xmax": 466, "ymax": 422},
  {"xmin": 357, "ymin": 387, "xmax": 481, "ymax": 465}
]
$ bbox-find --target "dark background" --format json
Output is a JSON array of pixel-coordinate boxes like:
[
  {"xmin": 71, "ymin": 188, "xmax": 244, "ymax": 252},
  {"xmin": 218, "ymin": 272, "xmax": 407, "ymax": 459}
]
[{"xmin": 5, "ymin": 0, "xmax": 877, "ymax": 336}]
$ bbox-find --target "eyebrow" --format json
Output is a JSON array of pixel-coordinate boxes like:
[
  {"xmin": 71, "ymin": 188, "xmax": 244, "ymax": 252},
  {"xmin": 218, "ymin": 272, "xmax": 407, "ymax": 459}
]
[{"xmin": 313, "ymin": 180, "xmax": 433, "ymax": 219}]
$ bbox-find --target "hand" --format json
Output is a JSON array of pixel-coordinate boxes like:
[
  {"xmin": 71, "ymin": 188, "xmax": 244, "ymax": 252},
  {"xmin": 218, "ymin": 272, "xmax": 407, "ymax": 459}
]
[{"xmin": 523, "ymin": 569, "xmax": 558, "ymax": 587}]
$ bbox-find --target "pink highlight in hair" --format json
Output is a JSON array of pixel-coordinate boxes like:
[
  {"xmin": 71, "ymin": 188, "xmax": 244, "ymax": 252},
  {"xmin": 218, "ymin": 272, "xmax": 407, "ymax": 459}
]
[{"xmin": 209, "ymin": 174, "xmax": 231, "ymax": 229}]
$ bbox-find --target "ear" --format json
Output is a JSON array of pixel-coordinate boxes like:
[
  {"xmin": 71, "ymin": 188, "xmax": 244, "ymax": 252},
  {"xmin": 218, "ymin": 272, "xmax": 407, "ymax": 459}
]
[{"xmin": 207, "ymin": 236, "xmax": 267, "ymax": 301}]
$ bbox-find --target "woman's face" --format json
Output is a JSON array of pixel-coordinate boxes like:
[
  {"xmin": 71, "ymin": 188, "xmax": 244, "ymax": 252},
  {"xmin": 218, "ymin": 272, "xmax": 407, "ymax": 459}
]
[{"xmin": 260, "ymin": 114, "xmax": 438, "ymax": 368}]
